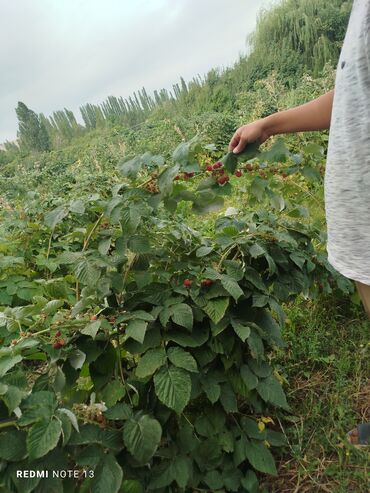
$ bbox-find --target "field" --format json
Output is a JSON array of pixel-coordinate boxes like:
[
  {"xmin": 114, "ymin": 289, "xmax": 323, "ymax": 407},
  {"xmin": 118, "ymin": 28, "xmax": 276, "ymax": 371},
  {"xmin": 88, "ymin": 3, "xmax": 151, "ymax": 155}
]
[{"xmin": 0, "ymin": 0, "xmax": 368, "ymax": 492}]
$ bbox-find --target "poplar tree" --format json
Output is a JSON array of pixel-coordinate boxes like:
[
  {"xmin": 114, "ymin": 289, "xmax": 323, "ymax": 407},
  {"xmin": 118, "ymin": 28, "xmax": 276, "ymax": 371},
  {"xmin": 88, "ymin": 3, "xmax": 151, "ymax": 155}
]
[{"xmin": 15, "ymin": 102, "xmax": 50, "ymax": 152}]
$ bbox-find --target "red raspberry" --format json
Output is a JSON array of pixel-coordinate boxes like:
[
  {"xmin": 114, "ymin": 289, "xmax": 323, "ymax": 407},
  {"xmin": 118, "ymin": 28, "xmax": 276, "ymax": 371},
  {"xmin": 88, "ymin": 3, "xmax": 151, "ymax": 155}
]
[
  {"xmin": 183, "ymin": 279, "xmax": 193, "ymax": 288},
  {"xmin": 206, "ymin": 165, "xmax": 213, "ymax": 171},
  {"xmin": 55, "ymin": 330, "xmax": 61, "ymax": 337},
  {"xmin": 174, "ymin": 175, "xmax": 180, "ymax": 180},
  {"xmin": 53, "ymin": 341, "xmax": 62, "ymax": 349},
  {"xmin": 213, "ymin": 162, "xmax": 222, "ymax": 169},
  {"xmin": 235, "ymin": 170, "xmax": 242, "ymax": 177},
  {"xmin": 90, "ymin": 315, "xmax": 98, "ymax": 321},
  {"xmin": 201, "ymin": 279, "xmax": 213, "ymax": 287},
  {"xmin": 218, "ymin": 175, "xmax": 229, "ymax": 185}
]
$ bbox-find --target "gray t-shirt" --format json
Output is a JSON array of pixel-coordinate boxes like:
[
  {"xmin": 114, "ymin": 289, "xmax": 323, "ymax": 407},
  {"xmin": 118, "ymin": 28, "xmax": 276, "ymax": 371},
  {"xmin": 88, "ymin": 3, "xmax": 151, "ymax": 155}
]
[{"xmin": 325, "ymin": 0, "xmax": 370, "ymax": 284}]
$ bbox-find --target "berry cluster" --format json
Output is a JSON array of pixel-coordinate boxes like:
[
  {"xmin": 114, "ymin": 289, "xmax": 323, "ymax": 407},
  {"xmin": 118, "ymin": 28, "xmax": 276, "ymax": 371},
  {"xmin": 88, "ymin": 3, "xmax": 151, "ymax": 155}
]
[
  {"xmin": 174, "ymin": 172, "xmax": 195, "ymax": 181},
  {"xmin": 204, "ymin": 161, "xmax": 243, "ymax": 185},
  {"xmin": 183, "ymin": 278, "xmax": 213, "ymax": 288}
]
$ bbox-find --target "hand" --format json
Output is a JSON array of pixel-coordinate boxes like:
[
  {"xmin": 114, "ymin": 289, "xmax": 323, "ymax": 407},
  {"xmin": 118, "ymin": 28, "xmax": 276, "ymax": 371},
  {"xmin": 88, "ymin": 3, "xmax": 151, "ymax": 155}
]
[{"xmin": 228, "ymin": 119, "xmax": 270, "ymax": 154}]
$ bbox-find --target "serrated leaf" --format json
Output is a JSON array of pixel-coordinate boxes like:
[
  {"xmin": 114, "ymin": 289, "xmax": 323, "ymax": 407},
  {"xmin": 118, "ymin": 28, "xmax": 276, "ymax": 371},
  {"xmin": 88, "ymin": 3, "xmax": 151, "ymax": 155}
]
[
  {"xmin": 118, "ymin": 156, "xmax": 143, "ymax": 179},
  {"xmin": 44, "ymin": 206, "xmax": 68, "ymax": 229},
  {"xmin": 256, "ymin": 375, "xmax": 289, "ymax": 409},
  {"xmin": 123, "ymin": 414, "xmax": 162, "ymax": 464},
  {"xmin": 245, "ymin": 439, "xmax": 277, "ymax": 475},
  {"xmin": 167, "ymin": 347, "xmax": 198, "ymax": 372},
  {"xmin": 0, "ymin": 354, "xmax": 23, "ymax": 377},
  {"xmin": 170, "ymin": 303, "xmax": 193, "ymax": 330},
  {"xmin": 103, "ymin": 403, "xmax": 133, "ymax": 420},
  {"xmin": 231, "ymin": 319, "xmax": 251, "ymax": 342},
  {"xmin": 154, "ymin": 365, "xmax": 191, "ymax": 414},
  {"xmin": 135, "ymin": 348, "xmax": 167, "ymax": 379},
  {"xmin": 128, "ymin": 235, "xmax": 151, "ymax": 254},
  {"xmin": 203, "ymin": 297, "xmax": 229, "ymax": 324},
  {"xmin": 69, "ymin": 199, "xmax": 86, "ymax": 214},
  {"xmin": 57, "ymin": 408, "xmax": 79, "ymax": 432},
  {"xmin": 241, "ymin": 364, "xmax": 258, "ymax": 390},
  {"xmin": 126, "ymin": 319, "xmax": 148, "ymax": 344},
  {"xmin": 81, "ymin": 320, "xmax": 101, "ymax": 339},
  {"xmin": 221, "ymin": 275, "xmax": 243, "ymax": 301},
  {"xmin": 92, "ymin": 452, "xmax": 123, "ymax": 493},
  {"xmin": 196, "ymin": 246, "xmax": 213, "ymax": 257},
  {"xmin": 0, "ymin": 430, "xmax": 27, "ymax": 461},
  {"xmin": 101, "ymin": 380, "xmax": 126, "ymax": 407},
  {"xmin": 27, "ymin": 418, "xmax": 62, "ymax": 460}
]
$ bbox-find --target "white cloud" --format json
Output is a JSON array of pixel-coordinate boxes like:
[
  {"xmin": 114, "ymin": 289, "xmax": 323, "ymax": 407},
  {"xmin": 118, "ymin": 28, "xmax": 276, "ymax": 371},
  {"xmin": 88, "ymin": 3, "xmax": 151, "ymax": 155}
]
[{"xmin": 0, "ymin": 0, "xmax": 269, "ymax": 143}]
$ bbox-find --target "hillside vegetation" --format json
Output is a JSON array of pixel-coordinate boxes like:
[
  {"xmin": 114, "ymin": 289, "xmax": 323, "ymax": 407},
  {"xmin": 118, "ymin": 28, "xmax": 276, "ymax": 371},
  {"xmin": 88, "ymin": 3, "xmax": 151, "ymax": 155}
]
[{"xmin": 0, "ymin": 1, "xmax": 368, "ymax": 493}]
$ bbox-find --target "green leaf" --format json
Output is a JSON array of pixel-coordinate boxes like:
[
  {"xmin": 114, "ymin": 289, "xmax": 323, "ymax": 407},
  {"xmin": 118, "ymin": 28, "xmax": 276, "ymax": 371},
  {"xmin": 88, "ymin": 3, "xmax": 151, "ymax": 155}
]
[
  {"xmin": 221, "ymin": 152, "xmax": 238, "ymax": 174},
  {"xmin": 75, "ymin": 444, "xmax": 105, "ymax": 467},
  {"xmin": 27, "ymin": 418, "xmax": 62, "ymax": 460},
  {"xmin": 231, "ymin": 319, "xmax": 251, "ymax": 342},
  {"xmin": 44, "ymin": 206, "xmax": 68, "ymax": 229},
  {"xmin": 81, "ymin": 320, "xmax": 101, "ymax": 339},
  {"xmin": 203, "ymin": 297, "xmax": 229, "ymax": 324},
  {"xmin": 245, "ymin": 440, "xmax": 277, "ymax": 475},
  {"xmin": 220, "ymin": 383, "xmax": 238, "ymax": 413},
  {"xmin": 98, "ymin": 237, "xmax": 111, "ymax": 255},
  {"xmin": 164, "ymin": 325, "xmax": 209, "ymax": 347},
  {"xmin": 240, "ymin": 364, "xmax": 258, "ymax": 390},
  {"xmin": 301, "ymin": 165, "xmax": 321, "ymax": 182},
  {"xmin": 92, "ymin": 452, "xmax": 123, "ymax": 493},
  {"xmin": 154, "ymin": 365, "xmax": 191, "ymax": 414},
  {"xmin": 244, "ymin": 267, "xmax": 266, "ymax": 291},
  {"xmin": 170, "ymin": 303, "xmax": 193, "ymax": 330},
  {"xmin": 69, "ymin": 199, "xmax": 86, "ymax": 214},
  {"xmin": 167, "ymin": 347, "xmax": 198, "ymax": 372},
  {"xmin": 221, "ymin": 275, "xmax": 243, "ymax": 301},
  {"xmin": 247, "ymin": 329, "xmax": 264, "ymax": 360},
  {"xmin": 158, "ymin": 164, "xmax": 180, "ymax": 196},
  {"xmin": 75, "ymin": 259, "xmax": 101, "ymax": 286},
  {"xmin": 196, "ymin": 246, "xmax": 213, "ymax": 257},
  {"xmin": 101, "ymin": 380, "xmax": 126, "ymax": 407},
  {"xmin": 0, "ymin": 430, "xmax": 27, "ymax": 461},
  {"xmin": 123, "ymin": 414, "xmax": 162, "ymax": 464},
  {"xmin": 120, "ymin": 480, "xmax": 144, "ymax": 493},
  {"xmin": 0, "ymin": 354, "xmax": 23, "ymax": 377},
  {"xmin": 57, "ymin": 408, "xmax": 79, "ymax": 432},
  {"xmin": 201, "ymin": 377, "xmax": 221, "ymax": 404},
  {"xmin": 128, "ymin": 235, "xmax": 151, "ymax": 254},
  {"xmin": 103, "ymin": 403, "xmax": 133, "ymax": 420},
  {"xmin": 248, "ymin": 359, "xmax": 272, "ymax": 378},
  {"xmin": 241, "ymin": 470, "xmax": 259, "ymax": 493},
  {"xmin": 260, "ymin": 138, "xmax": 288, "ymax": 162},
  {"xmin": 135, "ymin": 348, "xmax": 167, "ymax": 378},
  {"xmin": 118, "ymin": 156, "xmax": 143, "ymax": 179},
  {"xmin": 256, "ymin": 375, "xmax": 289, "ymax": 409},
  {"xmin": 126, "ymin": 319, "xmax": 148, "ymax": 344},
  {"xmin": 249, "ymin": 243, "xmax": 265, "ymax": 258},
  {"xmin": 223, "ymin": 259, "xmax": 244, "ymax": 281}
]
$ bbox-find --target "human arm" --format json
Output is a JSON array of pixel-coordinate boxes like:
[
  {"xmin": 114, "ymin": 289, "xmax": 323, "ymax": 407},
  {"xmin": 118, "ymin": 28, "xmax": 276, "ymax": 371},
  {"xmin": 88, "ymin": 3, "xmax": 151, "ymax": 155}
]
[{"xmin": 229, "ymin": 89, "xmax": 334, "ymax": 153}]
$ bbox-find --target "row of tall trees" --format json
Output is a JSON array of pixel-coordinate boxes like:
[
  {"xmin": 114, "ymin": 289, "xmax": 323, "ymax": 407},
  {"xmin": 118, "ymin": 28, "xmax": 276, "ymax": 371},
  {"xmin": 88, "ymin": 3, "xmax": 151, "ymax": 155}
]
[{"xmin": 10, "ymin": 0, "xmax": 352, "ymax": 154}]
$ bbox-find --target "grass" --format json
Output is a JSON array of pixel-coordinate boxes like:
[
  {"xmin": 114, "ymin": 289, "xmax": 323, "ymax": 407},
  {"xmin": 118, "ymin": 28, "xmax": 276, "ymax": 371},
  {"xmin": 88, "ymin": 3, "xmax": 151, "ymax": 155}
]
[{"xmin": 262, "ymin": 291, "xmax": 369, "ymax": 492}]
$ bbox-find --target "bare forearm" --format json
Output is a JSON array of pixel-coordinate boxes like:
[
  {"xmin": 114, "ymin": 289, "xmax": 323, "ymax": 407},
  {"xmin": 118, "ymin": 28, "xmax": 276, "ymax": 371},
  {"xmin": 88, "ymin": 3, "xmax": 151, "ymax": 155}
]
[{"xmin": 262, "ymin": 90, "xmax": 334, "ymax": 137}]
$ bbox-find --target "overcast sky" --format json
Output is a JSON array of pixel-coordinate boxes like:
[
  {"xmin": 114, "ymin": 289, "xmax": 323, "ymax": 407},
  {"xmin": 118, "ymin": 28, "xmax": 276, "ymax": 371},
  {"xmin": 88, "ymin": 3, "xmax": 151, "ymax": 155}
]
[{"xmin": 0, "ymin": 0, "xmax": 271, "ymax": 143}]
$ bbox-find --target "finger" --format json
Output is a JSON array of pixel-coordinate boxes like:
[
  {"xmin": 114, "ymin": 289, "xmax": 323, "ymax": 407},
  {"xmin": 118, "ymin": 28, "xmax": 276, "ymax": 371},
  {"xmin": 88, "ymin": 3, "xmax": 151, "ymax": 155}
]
[
  {"xmin": 233, "ymin": 136, "xmax": 248, "ymax": 154},
  {"xmin": 228, "ymin": 132, "xmax": 240, "ymax": 151}
]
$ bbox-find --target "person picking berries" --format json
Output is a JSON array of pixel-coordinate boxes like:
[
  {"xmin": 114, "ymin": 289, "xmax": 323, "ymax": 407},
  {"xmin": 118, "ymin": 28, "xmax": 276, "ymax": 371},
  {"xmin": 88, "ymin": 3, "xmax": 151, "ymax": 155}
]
[{"xmin": 229, "ymin": 0, "xmax": 370, "ymax": 447}]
